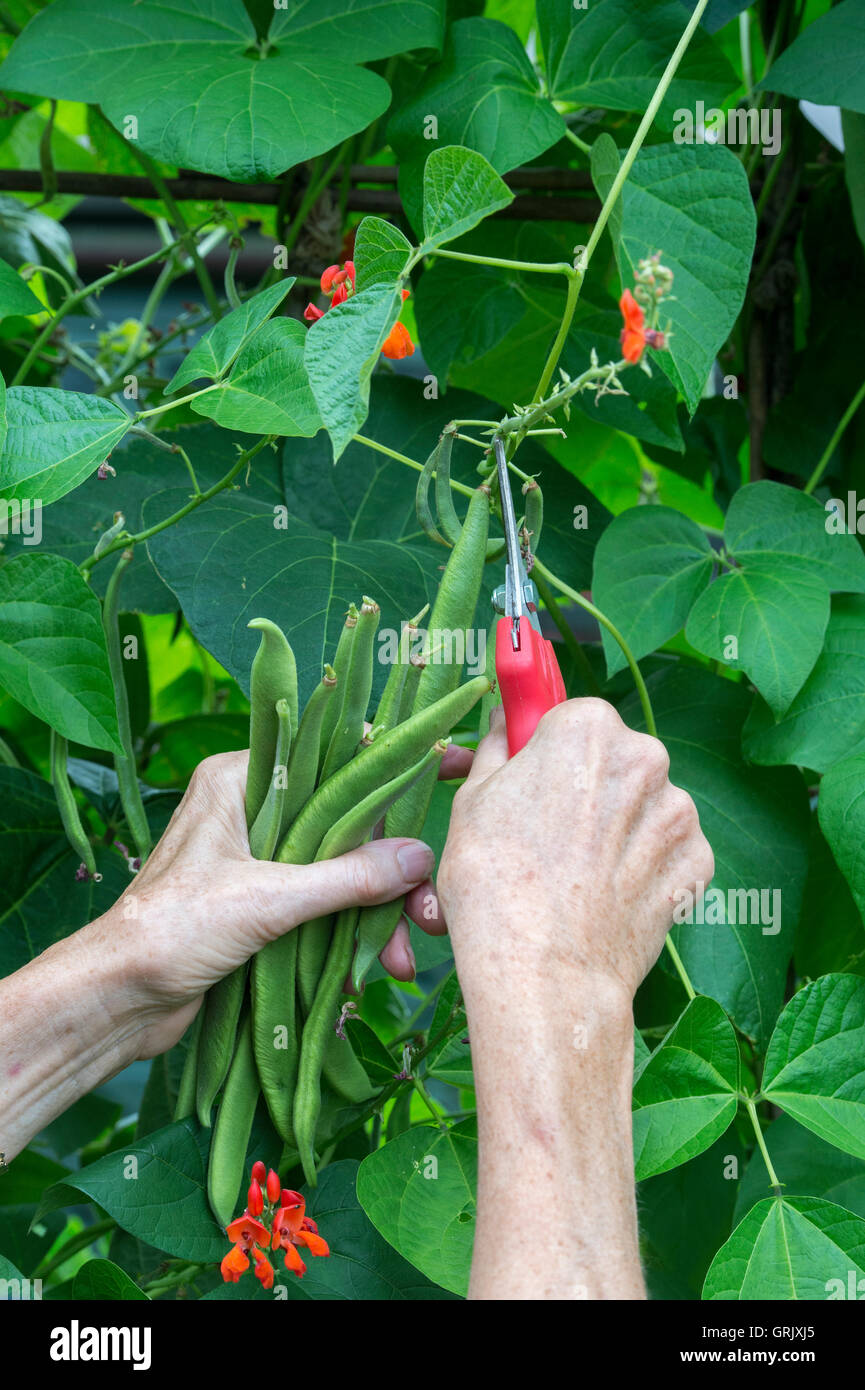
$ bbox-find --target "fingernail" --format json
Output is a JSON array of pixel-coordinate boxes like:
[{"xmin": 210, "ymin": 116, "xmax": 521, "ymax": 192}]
[
  {"xmin": 396, "ymin": 842, "xmax": 435, "ymax": 884},
  {"xmin": 401, "ymin": 938, "xmax": 416, "ymax": 982}
]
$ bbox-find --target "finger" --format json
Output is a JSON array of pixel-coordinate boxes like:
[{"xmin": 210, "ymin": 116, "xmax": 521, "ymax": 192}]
[
  {"xmin": 249, "ymin": 837, "xmax": 435, "ymax": 938},
  {"xmin": 404, "ymin": 878, "xmax": 448, "ymax": 935},
  {"xmin": 439, "ymin": 743, "xmax": 473, "ymax": 780},
  {"xmin": 379, "ymin": 916, "xmax": 416, "ymax": 981},
  {"xmin": 464, "ymin": 706, "xmax": 508, "ymax": 785}
]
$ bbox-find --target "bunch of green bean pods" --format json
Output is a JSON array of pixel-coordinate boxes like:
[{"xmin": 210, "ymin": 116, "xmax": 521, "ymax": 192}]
[{"xmin": 186, "ymin": 498, "xmax": 492, "ymax": 1218}]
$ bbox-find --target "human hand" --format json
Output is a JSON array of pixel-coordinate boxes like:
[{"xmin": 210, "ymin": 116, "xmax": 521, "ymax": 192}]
[
  {"xmin": 82, "ymin": 746, "xmax": 469, "ymax": 1059},
  {"xmin": 437, "ymin": 699, "xmax": 713, "ymax": 1005}
]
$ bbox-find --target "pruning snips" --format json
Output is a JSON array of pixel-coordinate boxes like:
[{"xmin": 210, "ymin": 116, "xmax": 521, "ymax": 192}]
[{"xmin": 492, "ymin": 437, "xmax": 566, "ymax": 757}]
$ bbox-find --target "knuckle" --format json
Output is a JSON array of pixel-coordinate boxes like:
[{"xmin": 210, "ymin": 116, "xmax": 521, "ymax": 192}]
[{"xmin": 634, "ymin": 735, "xmax": 670, "ymax": 779}]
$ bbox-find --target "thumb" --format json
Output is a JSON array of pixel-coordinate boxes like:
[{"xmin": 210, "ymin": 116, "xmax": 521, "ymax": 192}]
[{"xmin": 249, "ymin": 838, "xmax": 436, "ymax": 941}]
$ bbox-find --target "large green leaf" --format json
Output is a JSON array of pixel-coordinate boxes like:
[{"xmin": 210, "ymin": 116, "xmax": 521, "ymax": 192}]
[
  {"xmin": 760, "ymin": 0, "xmax": 865, "ymax": 115},
  {"xmin": 0, "ymin": 195, "xmax": 76, "ymax": 312},
  {"xmin": 420, "ymin": 145, "xmax": 513, "ymax": 253},
  {"xmin": 843, "ymin": 110, "xmax": 865, "ymax": 250},
  {"xmin": 353, "ymin": 217, "xmax": 413, "ymax": 291},
  {"xmin": 388, "ymin": 17, "xmax": 564, "ymax": 233},
  {"xmin": 538, "ymin": 0, "xmax": 737, "ymax": 123},
  {"xmin": 632, "ymin": 996, "xmax": 739, "ymax": 1180},
  {"xmin": 356, "ymin": 1119, "xmax": 477, "ymax": 1296},
  {"xmin": 37, "ymin": 1119, "xmax": 228, "ymax": 1264},
  {"xmin": 703, "ymin": 1196, "xmax": 865, "ymax": 1300},
  {"xmin": 743, "ymin": 596, "xmax": 865, "ymax": 771},
  {"xmin": 735, "ymin": 1113, "xmax": 865, "ymax": 1227},
  {"xmin": 592, "ymin": 139, "xmax": 756, "ymax": 412},
  {"xmin": 819, "ymin": 753, "xmax": 865, "ymax": 926},
  {"xmin": 687, "ymin": 482, "xmax": 865, "ymax": 716},
  {"xmin": 267, "ymin": 0, "xmax": 446, "ymax": 62},
  {"xmin": 592, "ymin": 506, "xmax": 715, "ymax": 676},
  {"xmin": 164, "ymin": 279, "xmax": 295, "ymax": 395},
  {"xmin": 0, "ymin": 256, "xmax": 42, "ymax": 316},
  {"xmin": 304, "ymin": 283, "xmax": 403, "ymax": 461},
  {"xmin": 796, "ymin": 816, "xmax": 865, "ymax": 982},
  {"xmin": 191, "ymin": 319, "xmax": 322, "ymax": 437},
  {"xmin": 621, "ymin": 666, "xmax": 810, "ymax": 1047},
  {"xmin": 761, "ymin": 974, "xmax": 865, "ymax": 1160},
  {"xmin": 73, "ymin": 1259, "xmax": 149, "ymax": 1301},
  {"xmin": 100, "ymin": 50, "xmax": 391, "ymax": 182},
  {"xmin": 0, "ymin": 387, "xmax": 130, "ymax": 508},
  {"xmin": 0, "ymin": 554, "xmax": 122, "ymax": 754},
  {"xmin": 0, "ymin": 370, "xmax": 5, "ymax": 458}
]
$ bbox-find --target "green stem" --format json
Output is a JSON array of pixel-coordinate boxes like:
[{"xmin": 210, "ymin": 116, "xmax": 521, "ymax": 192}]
[
  {"xmin": 34, "ymin": 1217, "xmax": 117, "ymax": 1279},
  {"xmin": 79, "ymin": 436, "xmax": 272, "ymax": 573},
  {"xmin": 663, "ymin": 936, "xmax": 696, "ymax": 1001},
  {"xmin": 393, "ymin": 972, "xmax": 453, "ymax": 1042},
  {"xmin": 412, "ymin": 1075, "xmax": 447, "ymax": 1128},
  {"xmin": 803, "ymin": 377, "xmax": 865, "ymax": 495},
  {"xmin": 281, "ymin": 145, "xmax": 349, "ymax": 259},
  {"xmin": 532, "ymin": 558, "xmax": 657, "ymax": 737},
  {"xmin": 102, "ymin": 550, "xmax": 152, "ymax": 863},
  {"xmin": 564, "ymin": 126, "xmax": 592, "ymax": 156},
  {"xmin": 579, "ymin": 0, "xmax": 712, "ymax": 272},
  {"xmin": 225, "ymin": 237, "xmax": 243, "ymax": 310},
  {"xmin": 0, "ymin": 735, "xmax": 20, "ymax": 767},
  {"xmin": 532, "ymin": 265, "xmax": 582, "ymax": 403},
  {"xmin": 10, "ymin": 233, "xmax": 201, "ymax": 387},
  {"xmin": 134, "ymin": 382, "xmax": 219, "ymax": 420},
  {"xmin": 745, "ymin": 1096, "xmax": 783, "ymax": 1191},
  {"xmin": 422, "ymin": 247, "xmax": 574, "ymax": 277},
  {"xmin": 353, "ymin": 434, "xmax": 475, "ymax": 497},
  {"xmin": 532, "ymin": 567, "xmax": 602, "ymax": 697},
  {"xmin": 127, "ymin": 142, "xmax": 222, "ymax": 321}
]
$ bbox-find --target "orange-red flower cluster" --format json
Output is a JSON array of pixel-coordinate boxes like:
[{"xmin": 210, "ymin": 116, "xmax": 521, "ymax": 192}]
[
  {"xmin": 619, "ymin": 288, "xmax": 668, "ymax": 364},
  {"xmin": 304, "ymin": 261, "xmax": 415, "ymax": 360},
  {"xmin": 220, "ymin": 1158, "xmax": 329, "ymax": 1287}
]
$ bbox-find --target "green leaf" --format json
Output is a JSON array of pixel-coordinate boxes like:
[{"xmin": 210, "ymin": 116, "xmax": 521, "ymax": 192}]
[
  {"xmin": 388, "ymin": 17, "xmax": 563, "ymax": 234},
  {"xmin": 191, "ymin": 319, "xmax": 322, "ymax": 438},
  {"xmin": 632, "ymin": 996, "xmax": 739, "ymax": 1181},
  {"xmin": 735, "ymin": 1113, "xmax": 865, "ymax": 1227},
  {"xmin": 796, "ymin": 815, "xmax": 865, "ymax": 982},
  {"xmin": 762, "ymin": 974, "xmax": 865, "ymax": 1160},
  {"xmin": 0, "ymin": 554, "xmax": 122, "ymax": 754},
  {"xmin": 0, "ymin": 195, "xmax": 76, "ymax": 312},
  {"xmin": 592, "ymin": 506, "xmax": 715, "ymax": 677},
  {"xmin": 620, "ymin": 666, "xmax": 810, "ymax": 1047},
  {"xmin": 0, "ymin": 387, "xmax": 130, "ymax": 508},
  {"xmin": 819, "ymin": 753, "xmax": 865, "ymax": 939},
  {"xmin": 37, "ymin": 1119, "xmax": 227, "ymax": 1264},
  {"xmin": 843, "ymin": 111, "xmax": 865, "ymax": 250},
  {"xmin": 100, "ymin": 51, "xmax": 391, "ymax": 182},
  {"xmin": 0, "ymin": 369, "xmax": 6, "ymax": 458},
  {"xmin": 0, "ymin": 256, "xmax": 42, "ymax": 316},
  {"xmin": 687, "ymin": 482, "xmax": 865, "ymax": 716},
  {"xmin": 353, "ymin": 217, "xmax": 413, "ymax": 291},
  {"xmin": 538, "ymin": 0, "xmax": 737, "ymax": 124},
  {"xmin": 356, "ymin": 1119, "xmax": 477, "ymax": 1296},
  {"xmin": 142, "ymin": 714, "xmax": 249, "ymax": 787},
  {"xmin": 742, "ymin": 596, "xmax": 865, "ymax": 771},
  {"xmin": 267, "ymin": 0, "xmax": 446, "ymax": 63},
  {"xmin": 760, "ymin": 0, "xmax": 865, "ymax": 115},
  {"xmin": 343, "ymin": 1019, "xmax": 398, "ymax": 1089},
  {"xmin": 703, "ymin": 1196, "xmax": 865, "ymax": 1300},
  {"xmin": 164, "ymin": 279, "xmax": 295, "ymax": 395},
  {"xmin": 304, "ymin": 283, "xmax": 403, "ymax": 461},
  {"xmin": 420, "ymin": 145, "xmax": 513, "ymax": 253},
  {"xmin": 73, "ymin": 1259, "xmax": 149, "ymax": 1301},
  {"xmin": 592, "ymin": 142, "xmax": 756, "ymax": 412}
]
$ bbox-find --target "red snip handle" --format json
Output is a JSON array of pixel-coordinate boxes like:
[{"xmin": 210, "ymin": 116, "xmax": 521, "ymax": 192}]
[{"xmin": 495, "ymin": 616, "xmax": 566, "ymax": 757}]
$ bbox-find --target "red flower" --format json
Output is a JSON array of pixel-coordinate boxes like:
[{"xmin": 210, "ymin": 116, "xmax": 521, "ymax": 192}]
[
  {"xmin": 226, "ymin": 1212, "xmax": 270, "ymax": 1252},
  {"xmin": 619, "ymin": 287, "xmax": 668, "ymax": 363},
  {"xmin": 320, "ymin": 264, "xmax": 342, "ymax": 294},
  {"xmin": 252, "ymin": 1247, "xmax": 275, "ymax": 1290},
  {"xmin": 303, "ymin": 302, "xmax": 325, "ymax": 322},
  {"xmin": 247, "ymin": 1179, "xmax": 264, "ymax": 1217},
  {"xmin": 220, "ymin": 1244, "xmax": 249, "ymax": 1283},
  {"xmin": 381, "ymin": 320, "xmax": 414, "ymax": 360},
  {"xmin": 219, "ymin": 1162, "xmax": 329, "ymax": 1287},
  {"xmin": 271, "ymin": 1194, "xmax": 330, "ymax": 1278}
]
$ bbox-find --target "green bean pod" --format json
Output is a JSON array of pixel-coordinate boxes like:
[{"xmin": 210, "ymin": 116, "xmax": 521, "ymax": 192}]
[
  {"xmin": 319, "ymin": 597, "xmax": 379, "ymax": 781},
  {"xmin": 321, "ymin": 1024, "xmax": 376, "ymax": 1104},
  {"xmin": 416, "ymin": 437, "xmax": 450, "ymax": 547},
  {"xmin": 522, "ymin": 478, "xmax": 543, "ymax": 556},
  {"xmin": 50, "ymin": 730, "xmax": 99, "ymax": 880},
  {"xmin": 103, "ymin": 548, "xmax": 152, "ymax": 863},
  {"xmin": 293, "ymin": 906, "xmax": 360, "ymax": 1185},
  {"xmin": 207, "ymin": 1012, "xmax": 259, "ymax": 1228},
  {"xmin": 251, "ymin": 930, "xmax": 298, "ymax": 1143},
  {"xmin": 296, "ymin": 742, "xmax": 447, "ymax": 1014},
  {"xmin": 353, "ymin": 488, "xmax": 491, "ymax": 988},
  {"xmin": 397, "ymin": 653, "xmax": 426, "ymax": 724},
  {"xmin": 195, "ymin": 965, "xmax": 247, "ymax": 1127},
  {"xmin": 248, "ymin": 698, "xmax": 292, "ymax": 861},
  {"xmin": 280, "ymin": 665, "xmax": 337, "ymax": 833},
  {"xmin": 371, "ymin": 603, "xmax": 429, "ymax": 737},
  {"xmin": 246, "ymin": 618, "xmax": 298, "ymax": 828},
  {"xmin": 275, "ymin": 674, "xmax": 491, "ymax": 868},
  {"xmin": 174, "ymin": 1008, "xmax": 203, "ymax": 1122},
  {"xmin": 317, "ymin": 604, "xmax": 358, "ymax": 762},
  {"xmin": 477, "ymin": 613, "xmax": 502, "ymax": 739},
  {"xmin": 433, "ymin": 428, "xmax": 463, "ymax": 545}
]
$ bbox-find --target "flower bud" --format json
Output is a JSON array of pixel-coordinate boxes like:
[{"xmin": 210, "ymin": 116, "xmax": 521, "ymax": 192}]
[
  {"xmin": 247, "ymin": 1179, "xmax": 264, "ymax": 1216},
  {"xmin": 251, "ymin": 1160, "xmax": 266, "ymax": 1183},
  {"xmin": 266, "ymin": 1169, "xmax": 282, "ymax": 1204}
]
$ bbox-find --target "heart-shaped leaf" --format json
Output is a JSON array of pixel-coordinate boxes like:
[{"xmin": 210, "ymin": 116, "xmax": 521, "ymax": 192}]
[
  {"xmin": 356, "ymin": 1119, "xmax": 477, "ymax": 1296},
  {"xmin": 1, "ymin": 387, "xmax": 130, "ymax": 508},
  {"xmin": 632, "ymin": 996, "xmax": 740, "ymax": 1180},
  {"xmin": 305, "ymin": 283, "xmax": 403, "ymax": 461},
  {"xmin": 268, "ymin": 0, "xmax": 445, "ymax": 62},
  {"xmin": 73, "ymin": 1259, "xmax": 150, "ymax": 1301},
  {"xmin": 420, "ymin": 145, "xmax": 513, "ymax": 253},
  {"xmin": 164, "ymin": 279, "xmax": 295, "ymax": 395},
  {"xmin": 353, "ymin": 216, "xmax": 413, "ymax": 290},
  {"xmin": 819, "ymin": 752, "xmax": 865, "ymax": 924},
  {"xmin": 760, "ymin": 0, "xmax": 865, "ymax": 115},
  {"xmin": 0, "ymin": 554, "xmax": 122, "ymax": 754},
  {"xmin": 703, "ymin": 1196, "xmax": 865, "ymax": 1300},
  {"xmin": 761, "ymin": 974, "xmax": 865, "ymax": 1160},
  {"xmin": 0, "ymin": 256, "xmax": 43, "ymax": 316},
  {"xmin": 191, "ymin": 319, "xmax": 322, "ymax": 438}
]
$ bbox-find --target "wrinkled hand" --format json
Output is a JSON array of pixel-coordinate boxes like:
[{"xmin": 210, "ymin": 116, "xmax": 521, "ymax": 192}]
[
  {"xmin": 88, "ymin": 746, "xmax": 470, "ymax": 1059},
  {"xmin": 438, "ymin": 700, "xmax": 713, "ymax": 1003}
]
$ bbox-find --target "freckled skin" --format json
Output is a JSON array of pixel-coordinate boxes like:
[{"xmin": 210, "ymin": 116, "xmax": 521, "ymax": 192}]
[{"xmin": 438, "ymin": 701, "xmax": 713, "ymax": 1301}]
